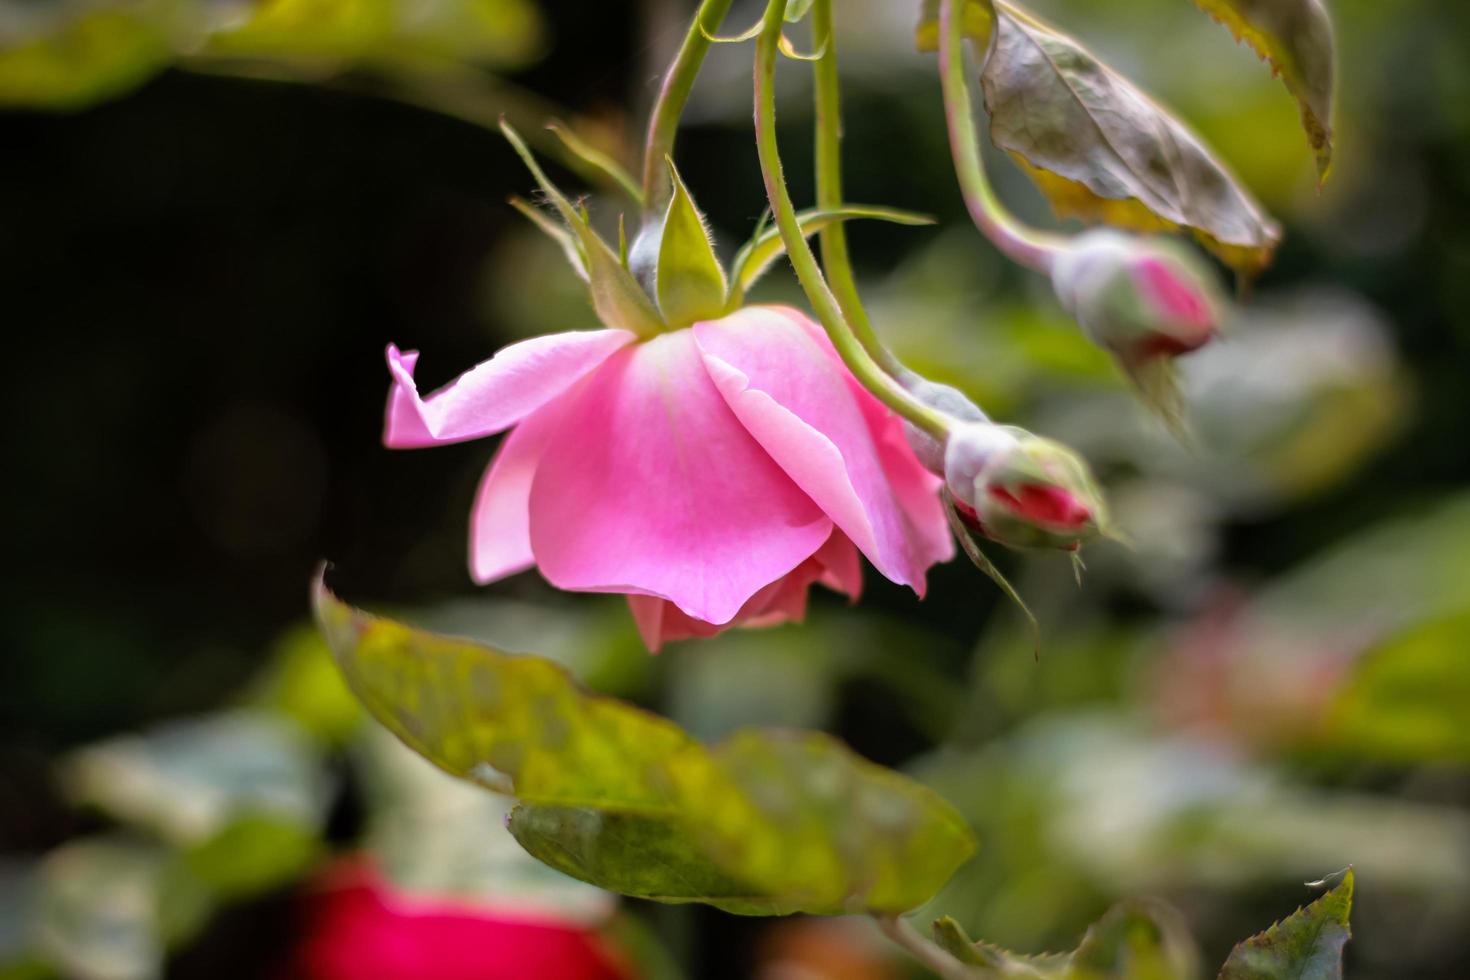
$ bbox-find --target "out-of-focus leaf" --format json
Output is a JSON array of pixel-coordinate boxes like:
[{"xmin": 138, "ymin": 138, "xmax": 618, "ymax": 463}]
[
  {"xmin": 179, "ymin": 814, "xmax": 321, "ymax": 900},
  {"xmin": 930, "ymin": 899, "xmax": 1199, "ymax": 979},
  {"xmin": 0, "ymin": 10, "xmax": 170, "ymax": 111},
  {"xmin": 728, "ymin": 205, "xmax": 934, "ymax": 305},
  {"xmin": 1321, "ymin": 612, "xmax": 1470, "ymax": 764},
  {"xmin": 1218, "ymin": 869, "xmax": 1353, "ymax": 980},
  {"xmin": 315, "ymin": 576, "xmax": 976, "ymax": 915},
  {"xmin": 1191, "ymin": 0, "xmax": 1335, "ymax": 181},
  {"xmin": 33, "ymin": 839, "xmax": 171, "ymax": 980},
  {"xmin": 657, "ymin": 159, "xmax": 728, "ymax": 326},
  {"xmin": 63, "ymin": 712, "xmax": 327, "ymax": 846},
  {"xmin": 974, "ymin": 4, "xmax": 1281, "ymax": 274},
  {"xmin": 249, "ymin": 623, "xmax": 362, "ymax": 745},
  {"xmin": 206, "ymin": 0, "xmax": 546, "ymax": 70}
]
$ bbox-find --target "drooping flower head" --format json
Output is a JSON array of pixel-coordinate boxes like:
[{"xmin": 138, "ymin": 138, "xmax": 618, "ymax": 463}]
[
  {"xmin": 382, "ymin": 126, "xmax": 952, "ymax": 651},
  {"xmin": 1052, "ymin": 230, "xmax": 1225, "ymax": 427},
  {"xmin": 943, "ymin": 421, "xmax": 1105, "ymax": 552}
]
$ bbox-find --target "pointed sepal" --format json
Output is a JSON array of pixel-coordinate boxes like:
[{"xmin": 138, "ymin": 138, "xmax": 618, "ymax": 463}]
[
  {"xmin": 500, "ymin": 119, "xmax": 664, "ymax": 337},
  {"xmin": 656, "ymin": 157, "xmax": 728, "ymax": 327}
]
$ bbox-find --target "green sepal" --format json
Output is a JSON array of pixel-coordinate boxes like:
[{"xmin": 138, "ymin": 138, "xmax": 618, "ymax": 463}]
[
  {"xmin": 508, "ymin": 196, "xmax": 589, "ymax": 282},
  {"xmin": 943, "ymin": 489, "xmax": 1041, "ymax": 658},
  {"xmin": 500, "ymin": 119, "xmax": 664, "ymax": 336},
  {"xmin": 546, "ymin": 120, "xmax": 644, "ymax": 205},
  {"xmin": 727, "ymin": 205, "xmax": 933, "ymax": 307},
  {"xmin": 656, "ymin": 157, "xmax": 729, "ymax": 327}
]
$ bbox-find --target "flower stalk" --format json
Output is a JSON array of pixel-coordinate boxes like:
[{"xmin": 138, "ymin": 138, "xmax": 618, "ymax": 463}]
[
  {"xmin": 811, "ymin": 0, "xmax": 902, "ymax": 377},
  {"xmin": 937, "ymin": 0, "xmax": 1066, "ymax": 272},
  {"xmin": 641, "ymin": 0, "xmax": 737, "ymax": 215},
  {"xmin": 873, "ymin": 915, "xmax": 974, "ymax": 980},
  {"xmin": 754, "ymin": 0, "xmax": 952, "ymax": 441}
]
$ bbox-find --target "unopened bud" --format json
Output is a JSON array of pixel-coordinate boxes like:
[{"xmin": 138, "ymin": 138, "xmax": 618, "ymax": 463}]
[
  {"xmin": 1052, "ymin": 230, "xmax": 1222, "ymax": 367},
  {"xmin": 943, "ymin": 422, "xmax": 1105, "ymax": 552}
]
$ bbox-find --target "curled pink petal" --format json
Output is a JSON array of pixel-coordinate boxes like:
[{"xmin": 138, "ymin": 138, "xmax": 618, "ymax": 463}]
[
  {"xmin": 529, "ymin": 330, "xmax": 832, "ymax": 626},
  {"xmin": 384, "ymin": 329, "xmax": 634, "ymax": 448},
  {"xmin": 469, "ymin": 399, "xmax": 569, "ymax": 585},
  {"xmin": 694, "ymin": 307, "xmax": 940, "ymax": 595},
  {"xmin": 629, "ymin": 531, "xmax": 862, "ymax": 651}
]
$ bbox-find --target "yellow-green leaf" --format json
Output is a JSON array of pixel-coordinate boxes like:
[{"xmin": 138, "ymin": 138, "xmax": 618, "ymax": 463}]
[
  {"xmin": 313, "ymin": 575, "xmax": 976, "ymax": 916},
  {"xmin": 1192, "ymin": 0, "xmax": 1336, "ymax": 182},
  {"xmin": 657, "ymin": 159, "xmax": 728, "ymax": 326},
  {"xmin": 0, "ymin": 10, "xmax": 170, "ymax": 111},
  {"xmin": 1218, "ymin": 869, "xmax": 1353, "ymax": 980},
  {"xmin": 314, "ymin": 575, "xmax": 693, "ymax": 809}
]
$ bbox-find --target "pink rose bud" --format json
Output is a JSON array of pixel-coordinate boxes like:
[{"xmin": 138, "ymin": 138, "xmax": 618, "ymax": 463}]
[
  {"xmin": 943, "ymin": 422, "xmax": 1105, "ymax": 551},
  {"xmin": 1051, "ymin": 230, "xmax": 1223, "ymax": 368}
]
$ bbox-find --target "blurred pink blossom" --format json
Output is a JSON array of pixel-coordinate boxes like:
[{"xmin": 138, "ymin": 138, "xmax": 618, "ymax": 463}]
[{"xmin": 384, "ymin": 306, "xmax": 952, "ymax": 650}]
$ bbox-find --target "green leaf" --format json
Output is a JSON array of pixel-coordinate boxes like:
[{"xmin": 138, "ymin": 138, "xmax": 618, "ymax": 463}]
[
  {"xmin": 656, "ymin": 159, "xmax": 729, "ymax": 326},
  {"xmin": 921, "ymin": 1, "xmax": 1281, "ymax": 275},
  {"xmin": 1191, "ymin": 0, "xmax": 1335, "ymax": 181},
  {"xmin": 507, "ymin": 806, "xmax": 779, "ymax": 914},
  {"xmin": 62, "ymin": 712, "xmax": 328, "ymax": 846},
  {"xmin": 314, "ymin": 575, "xmax": 976, "ymax": 916},
  {"xmin": 931, "ymin": 900, "xmax": 1198, "ymax": 980},
  {"xmin": 500, "ymin": 121, "xmax": 665, "ymax": 336},
  {"xmin": 0, "ymin": 10, "xmax": 170, "ymax": 111},
  {"xmin": 1218, "ymin": 869, "xmax": 1354, "ymax": 980},
  {"xmin": 675, "ymin": 730, "xmax": 978, "ymax": 915},
  {"xmin": 1322, "ymin": 612, "xmax": 1470, "ymax": 764},
  {"xmin": 728, "ymin": 205, "xmax": 934, "ymax": 305},
  {"xmin": 314, "ymin": 574, "xmax": 695, "ymax": 808}
]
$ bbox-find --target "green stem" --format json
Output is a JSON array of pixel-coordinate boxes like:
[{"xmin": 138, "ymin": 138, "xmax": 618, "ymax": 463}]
[
  {"xmin": 811, "ymin": 0, "xmax": 901, "ymax": 376},
  {"xmin": 874, "ymin": 915, "xmax": 975, "ymax": 980},
  {"xmin": 937, "ymin": 0, "xmax": 1064, "ymax": 273},
  {"xmin": 755, "ymin": 0, "xmax": 951, "ymax": 441},
  {"xmin": 640, "ymin": 0, "xmax": 736, "ymax": 215}
]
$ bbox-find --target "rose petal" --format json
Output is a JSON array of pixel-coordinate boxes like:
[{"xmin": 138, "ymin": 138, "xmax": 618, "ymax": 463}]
[
  {"xmin": 384, "ymin": 329, "xmax": 634, "ymax": 448},
  {"xmin": 628, "ymin": 531, "xmax": 861, "ymax": 651},
  {"xmin": 468, "ymin": 399, "xmax": 569, "ymax": 584},
  {"xmin": 530, "ymin": 330, "xmax": 832, "ymax": 626},
  {"xmin": 694, "ymin": 307, "xmax": 940, "ymax": 594}
]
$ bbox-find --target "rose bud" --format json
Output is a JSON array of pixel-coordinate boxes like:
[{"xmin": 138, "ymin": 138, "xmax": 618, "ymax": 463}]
[
  {"xmin": 1052, "ymin": 230, "xmax": 1224, "ymax": 428},
  {"xmin": 943, "ymin": 421, "xmax": 1105, "ymax": 552}
]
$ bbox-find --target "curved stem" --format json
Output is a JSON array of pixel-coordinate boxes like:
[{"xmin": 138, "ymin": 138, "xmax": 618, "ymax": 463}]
[
  {"xmin": 874, "ymin": 915, "xmax": 975, "ymax": 980},
  {"xmin": 811, "ymin": 0, "xmax": 901, "ymax": 376},
  {"xmin": 640, "ymin": 0, "xmax": 736, "ymax": 215},
  {"xmin": 937, "ymin": 0, "xmax": 1065, "ymax": 273},
  {"xmin": 754, "ymin": 0, "xmax": 951, "ymax": 441}
]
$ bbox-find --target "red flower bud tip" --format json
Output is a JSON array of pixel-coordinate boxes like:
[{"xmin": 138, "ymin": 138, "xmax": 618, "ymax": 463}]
[
  {"xmin": 943, "ymin": 422, "xmax": 1106, "ymax": 552},
  {"xmin": 1053, "ymin": 230, "xmax": 1223, "ymax": 365},
  {"xmin": 1052, "ymin": 230, "xmax": 1225, "ymax": 432},
  {"xmin": 989, "ymin": 483, "xmax": 1092, "ymax": 531}
]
